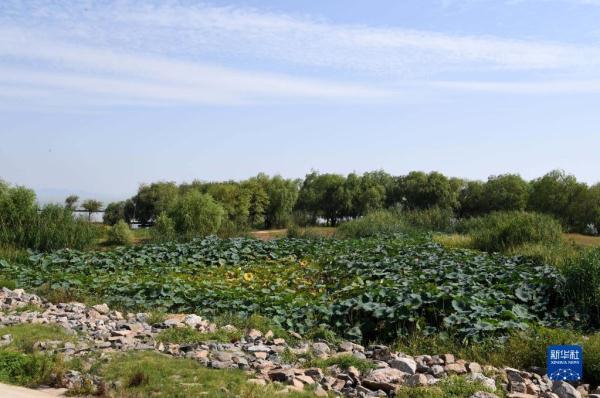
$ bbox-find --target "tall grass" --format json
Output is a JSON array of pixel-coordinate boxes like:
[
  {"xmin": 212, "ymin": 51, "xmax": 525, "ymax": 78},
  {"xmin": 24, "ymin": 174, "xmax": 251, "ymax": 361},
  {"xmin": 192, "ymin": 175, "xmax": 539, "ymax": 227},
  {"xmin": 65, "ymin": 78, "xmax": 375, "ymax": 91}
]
[
  {"xmin": 335, "ymin": 210, "xmax": 407, "ymax": 238},
  {"xmin": 458, "ymin": 211, "xmax": 563, "ymax": 252},
  {"xmin": 0, "ymin": 183, "xmax": 96, "ymax": 251}
]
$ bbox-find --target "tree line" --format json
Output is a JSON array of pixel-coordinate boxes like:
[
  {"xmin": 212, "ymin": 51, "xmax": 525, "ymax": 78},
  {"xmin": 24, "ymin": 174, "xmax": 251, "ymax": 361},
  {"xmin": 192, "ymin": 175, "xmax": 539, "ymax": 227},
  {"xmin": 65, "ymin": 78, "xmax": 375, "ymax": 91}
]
[{"xmin": 101, "ymin": 169, "xmax": 600, "ymax": 236}]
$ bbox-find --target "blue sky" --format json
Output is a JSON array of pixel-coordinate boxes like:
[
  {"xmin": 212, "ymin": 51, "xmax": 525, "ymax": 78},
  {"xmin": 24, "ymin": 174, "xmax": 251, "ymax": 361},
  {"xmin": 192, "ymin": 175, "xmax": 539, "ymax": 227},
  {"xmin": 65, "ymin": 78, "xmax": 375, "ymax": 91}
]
[{"xmin": 1, "ymin": 0, "xmax": 600, "ymax": 202}]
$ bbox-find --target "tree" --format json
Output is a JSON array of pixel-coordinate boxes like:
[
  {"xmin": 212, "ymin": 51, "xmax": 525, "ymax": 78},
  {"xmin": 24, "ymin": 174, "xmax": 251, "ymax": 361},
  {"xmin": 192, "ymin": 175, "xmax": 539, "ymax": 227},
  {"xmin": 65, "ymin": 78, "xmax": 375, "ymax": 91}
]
[
  {"xmin": 205, "ymin": 182, "xmax": 251, "ymax": 233},
  {"xmin": 482, "ymin": 174, "xmax": 530, "ymax": 213},
  {"xmin": 103, "ymin": 199, "xmax": 135, "ymax": 225},
  {"xmin": 296, "ymin": 172, "xmax": 349, "ymax": 226},
  {"xmin": 64, "ymin": 195, "xmax": 79, "ymax": 210},
  {"xmin": 528, "ymin": 170, "xmax": 586, "ymax": 230},
  {"xmin": 133, "ymin": 182, "xmax": 178, "ymax": 226},
  {"xmin": 168, "ymin": 190, "xmax": 224, "ymax": 238},
  {"xmin": 265, "ymin": 176, "xmax": 299, "ymax": 228},
  {"xmin": 81, "ymin": 199, "xmax": 102, "ymax": 222},
  {"xmin": 242, "ymin": 174, "xmax": 270, "ymax": 228},
  {"xmin": 458, "ymin": 181, "xmax": 486, "ymax": 217},
  {"xmin": 395, "ymin": 171, "xmax": 459, "ymax": 210}
]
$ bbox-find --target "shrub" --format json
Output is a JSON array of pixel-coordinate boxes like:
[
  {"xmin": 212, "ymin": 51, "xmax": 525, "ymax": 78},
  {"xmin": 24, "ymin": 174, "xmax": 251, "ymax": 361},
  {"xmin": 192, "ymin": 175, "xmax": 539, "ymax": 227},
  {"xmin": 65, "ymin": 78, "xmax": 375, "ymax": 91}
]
[
  {"xmin": 460, "ymin": 211, "xmax": 563, "ymax": 252},
  {"xmin": 0, "ymin": 183, "xmax": 96, "ymax": 251},
  {"xmin": 403, "ymin": 206, "xmax": 456, "ymax": 232},
  {"xmin": 563, "ymin": 248, "xmax": 600, "ymax": 327},
  {"xmin": 151, "ymin": 212, "xmax": 177, "ymax": 243},
  {"xmin": 335, "ymin": 210, "xmax": 407, "ymax": 238},
  {"xmin": 107, "ymin": 220, "xmax": 133, "ymax": 246},
  {"xmin": 168, "ymin": 191, "xmax": 224, "ymax": 239}
]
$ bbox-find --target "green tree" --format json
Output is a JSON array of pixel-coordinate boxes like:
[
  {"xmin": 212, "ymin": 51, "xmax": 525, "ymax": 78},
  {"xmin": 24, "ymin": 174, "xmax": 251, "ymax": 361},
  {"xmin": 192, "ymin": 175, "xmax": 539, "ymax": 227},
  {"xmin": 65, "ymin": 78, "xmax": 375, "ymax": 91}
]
[
  {"xmin": 205, "ymin": 182, "xmax": 251, "ymax": 233},
  {"xmin": 81, "ymin": 199, "xmax": 102, "ymax": 222},
  {"xmin": 296, "ymin": 172, "xmax": 349, "ymax": 226},
  {"xmin": 265, "ymin": 176, "xmax": 299, "ymax": 228},
  {"xmin": 395, "ymin": 171, "xmax": 459, "ymax": 210},
  {"xmin": 103, "ymin": 200, "xmax": 135, "ymax": 225},
  {"xmin": 242, "ymin": 174, "xmax": 270, "ymax": 228},
  {"xmin": 528, "ymin": 170, "xmax": 587, "ymax": 230},
  {"xmin": 168, "ymin": 191, "xmax": 224, "ymax": 239},
  {"xmin": 458, "ymin": 181, "xmax": 486, "ymax": 217},
  {"xmin": 483, "ymin": 174, "xmax": 530, "ymax": 212},
  {"xmin": 64, "ymin": 195, "xmax": 79, "ymax": 210},
  {"xmin": 133, "ymin": 182, "xmax": 179, "ymax": 226}
]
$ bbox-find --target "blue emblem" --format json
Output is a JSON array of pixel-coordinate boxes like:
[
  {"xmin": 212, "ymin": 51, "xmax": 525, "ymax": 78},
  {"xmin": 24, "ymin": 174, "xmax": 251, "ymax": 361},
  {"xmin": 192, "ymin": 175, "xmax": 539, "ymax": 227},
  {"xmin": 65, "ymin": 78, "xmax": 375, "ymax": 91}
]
[{"xmin": 547, "ymin": 345, "xmax": 583, "ymax": 381}]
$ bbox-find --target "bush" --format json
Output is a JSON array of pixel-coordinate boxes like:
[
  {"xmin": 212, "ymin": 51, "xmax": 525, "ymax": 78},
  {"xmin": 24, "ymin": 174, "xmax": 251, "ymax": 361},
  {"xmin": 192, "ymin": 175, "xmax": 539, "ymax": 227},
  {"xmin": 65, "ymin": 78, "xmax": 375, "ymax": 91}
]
[
  {"xmin": 563, "ymin": 248, "xmax": 600, "ymax": 327},
  {"xmin": 107, "ymin": 220, "xmax": 133, "ymax": 246},
  {"xmin": 169, "ymin": 191, "xmax": 224, "ymax": 240},
  {"xmin": 151, "ymin": 212, "xmax": 177, "ymax": 243},
  {"xmin": 335, "ymin": 210, "xmax": 407, "ymax": 238},
  {"xmin": 403, "ymin": 206, "xmax": 456, "ymax": 232},
  {"xmin": 460, "ymin": 211, "xmax": 563, "ymax": 252},
  {"xmin": 0, "ymin": 183, "xmax": 96, "ymax": 251}
]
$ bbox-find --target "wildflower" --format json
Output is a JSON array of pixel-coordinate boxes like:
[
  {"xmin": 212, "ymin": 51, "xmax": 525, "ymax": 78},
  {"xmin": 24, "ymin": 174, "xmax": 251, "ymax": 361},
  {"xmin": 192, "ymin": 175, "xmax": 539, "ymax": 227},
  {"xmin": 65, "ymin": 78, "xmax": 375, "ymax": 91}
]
[{"xmin": 243, "ymin": 272, "xmax": 254, "ymax": 282}]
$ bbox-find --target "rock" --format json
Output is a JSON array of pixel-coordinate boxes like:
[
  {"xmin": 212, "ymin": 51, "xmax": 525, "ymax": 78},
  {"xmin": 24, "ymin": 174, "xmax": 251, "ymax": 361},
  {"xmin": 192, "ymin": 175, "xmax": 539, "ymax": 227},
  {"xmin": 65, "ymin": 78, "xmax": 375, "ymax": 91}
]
[
  {"xmin": 268, "ymin": 368, "xmax": 295, "ymax": 382},
  {"xmin": 347, "ymin": 366, "xmax": 360, "ymax": 381},
  {"xmin": 370, "ymin": 345, "xmax": 392, "ymax": 361},
  {"xmin": 389, "ymin": 357, "xmax": 417, "ymax": 375},
  {"xmin": 552, "ymin": 381, "xmax": 582, "ymax": 398},
  {"xmin": 441, "ymin": 353, "xmax": 455, "ymax": 364},
  {"xmin": 445, "ymin": 362, "xmax": 467, "ymax": 375},
  {"xmin": 470, "ymin": 393, "xmax": 500, "ymax": 398},
  {"xmin": 304, "ymin": 368, "xmax": 324, "ymax": 381},
  {"xmin": 431, "ymin": 364, "xmax": 446, "ymax": 378},
  {"xmin": 312, "ymin": 342, "xmax": 331, "ymax": 358},
  {"xmin": 339, "ymin": 341, "xmax": 354, "ymax": 352},
  {"xmin": 468, "ymin": 373, "xmax": 497, "ymax": 391},
  {"xmin": 405, "ymin": 373, "xmax": 428, "ymax": 387},
  {"xmin": 246, "ymin": 344, "xmax": 270, "ymax": 353},
  {"xmin": 468, "ymin": 362, "xmax": 483, "ymax": 374},
  {"xmin": 505, "ymin": 368, "xmax": 526, "ymax": 383},
  {"xmin": 362, "ymin": 368, "xmax": 405, "ymax": 391},
  {"xmin": 246, "ymin": 329, "xmax": 262, "ymax": 341},
  {"xmin": 211, "ymin": 351, "xmax": 233, "ymax": 362},
  {"xmin": 183, "ymin": 314, "xmax": 204, "ymax": 328},
  {"xmin": 273, "ymin": 338, "xmax": 285, "ymax": 345},
  {"xmin": 92, "ymin": 304, "xmax": 109, "ymax": 315},
  {"xmin": 507, "ymin": 394, "xmax": 538, "ymax": 398},
  {"xmin": 221, "ymin": 325, "xmax": 238, "ymax": 333}
]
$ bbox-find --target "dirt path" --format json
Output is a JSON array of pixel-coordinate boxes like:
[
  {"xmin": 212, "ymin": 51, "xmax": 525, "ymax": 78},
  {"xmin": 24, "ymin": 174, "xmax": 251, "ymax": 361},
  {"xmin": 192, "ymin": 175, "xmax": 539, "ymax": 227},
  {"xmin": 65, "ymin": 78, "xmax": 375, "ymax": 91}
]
[{"xmin": 0, "ymin": 384, "xmax": 67, "ymax": 397}]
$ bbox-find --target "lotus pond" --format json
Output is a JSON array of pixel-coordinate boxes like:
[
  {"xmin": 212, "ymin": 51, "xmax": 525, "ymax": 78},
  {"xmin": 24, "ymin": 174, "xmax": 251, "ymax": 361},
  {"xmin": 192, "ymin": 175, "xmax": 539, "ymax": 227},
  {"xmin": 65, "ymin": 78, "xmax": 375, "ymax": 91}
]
[{"xmin": 0, "ymin": 234, "xmax": 575, "ymax": 342}]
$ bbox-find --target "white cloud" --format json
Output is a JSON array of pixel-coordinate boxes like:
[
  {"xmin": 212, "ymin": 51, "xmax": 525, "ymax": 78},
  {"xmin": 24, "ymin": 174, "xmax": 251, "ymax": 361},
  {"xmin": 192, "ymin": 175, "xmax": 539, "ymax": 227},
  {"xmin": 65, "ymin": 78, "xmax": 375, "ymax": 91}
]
[
  {"xmin": 1, "ymin": 0, "xmax": 600, "ymax": 109},
  {"xmin": 429, "ymin": 80, "xmax": 600, "ymax": 93}
]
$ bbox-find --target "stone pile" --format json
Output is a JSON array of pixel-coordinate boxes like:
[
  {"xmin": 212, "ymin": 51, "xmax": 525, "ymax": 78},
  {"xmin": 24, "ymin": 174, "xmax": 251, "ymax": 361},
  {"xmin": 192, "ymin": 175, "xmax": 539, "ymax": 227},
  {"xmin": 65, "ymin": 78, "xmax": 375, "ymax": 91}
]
[{"xmin": 0, "ymin": 288, "xmax": 593, "ymax": 398}]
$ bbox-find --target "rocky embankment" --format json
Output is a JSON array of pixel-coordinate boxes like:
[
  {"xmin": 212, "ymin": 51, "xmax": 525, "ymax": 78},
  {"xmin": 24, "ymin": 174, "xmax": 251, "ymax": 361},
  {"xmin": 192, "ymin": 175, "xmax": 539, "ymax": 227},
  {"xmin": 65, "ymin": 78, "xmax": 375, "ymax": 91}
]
[{"xmin": 0, "ymin": 287, "xmax": 595, "ymax": 398}]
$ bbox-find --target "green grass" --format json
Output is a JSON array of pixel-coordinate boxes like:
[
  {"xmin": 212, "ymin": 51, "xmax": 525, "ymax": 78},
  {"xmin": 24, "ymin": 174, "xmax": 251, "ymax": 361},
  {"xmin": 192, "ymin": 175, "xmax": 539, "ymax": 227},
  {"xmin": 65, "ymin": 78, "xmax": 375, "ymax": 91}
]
[
  {"xmin": 213, "ymin": 313, "xmax": 299, "ymax": 345},
  {"xmin": 307, "ymin": 353, "xmax": 375, "ymax": 374},
  {"xmin": 7, "ymin": 303, "xmax": 44, "ymax": 314},
  {"xmin": 156, "ymin": 327, "xmax": 243, "ymax": 344},
  {"xmin": 396, "ymin": 375, "xmax": 502, "ymax": 398},
  {"xmin": 1, "ymin": 324, "xmax": 75, "ymax": 354},
  {"xmin": 393, "ymin": 326, "xmax": 600, "ymax": 386},
  {"xmin": 101, "ymin": 351, "xmax": 323, "ymax": 398},
  {"xmin": 0, "ymin": 324, "xmax": 76, "ymax": 387}
]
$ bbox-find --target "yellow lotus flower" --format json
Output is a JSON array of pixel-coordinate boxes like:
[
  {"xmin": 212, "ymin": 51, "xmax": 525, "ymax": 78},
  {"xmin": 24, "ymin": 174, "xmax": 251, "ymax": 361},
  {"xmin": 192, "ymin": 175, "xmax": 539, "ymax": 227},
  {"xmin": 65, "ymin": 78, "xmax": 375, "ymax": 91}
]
[{"xmin": 243, "ymin": 272, "xmax": 254, "ymax": 282}]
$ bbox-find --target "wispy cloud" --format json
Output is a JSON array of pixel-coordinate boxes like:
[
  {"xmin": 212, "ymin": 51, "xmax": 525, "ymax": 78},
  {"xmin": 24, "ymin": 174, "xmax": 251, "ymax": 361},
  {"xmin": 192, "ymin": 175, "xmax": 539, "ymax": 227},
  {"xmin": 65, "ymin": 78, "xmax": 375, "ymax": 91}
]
[{"xmin": 1, "ymin": 0, "xmax": 600, "ymax": 109}]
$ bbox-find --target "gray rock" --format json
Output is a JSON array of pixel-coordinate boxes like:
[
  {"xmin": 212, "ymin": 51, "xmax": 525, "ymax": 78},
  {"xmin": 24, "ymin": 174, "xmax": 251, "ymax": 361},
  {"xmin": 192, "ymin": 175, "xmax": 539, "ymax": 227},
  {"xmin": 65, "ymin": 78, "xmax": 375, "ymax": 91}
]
[
  {"xmin": 389, "ymin": 357, "xmax": 417, "ymax": 375},
  {"xmin": 312, "ymin": 342, "xmax": 331, "ymax": 358},
  {"xmin": 552, "ymin": 381, "xmax": 582, "ymax": 398},
  {"xmin": 362, "ymin": 368, "xmax": 405, "ymax": 392},
  {"xmin": 92, "ymin": 304, "xmax": 109, "ymax": 315},
  {"xmin": 470, "ymin": 393, "xmax": 500, "ymax": 398}
]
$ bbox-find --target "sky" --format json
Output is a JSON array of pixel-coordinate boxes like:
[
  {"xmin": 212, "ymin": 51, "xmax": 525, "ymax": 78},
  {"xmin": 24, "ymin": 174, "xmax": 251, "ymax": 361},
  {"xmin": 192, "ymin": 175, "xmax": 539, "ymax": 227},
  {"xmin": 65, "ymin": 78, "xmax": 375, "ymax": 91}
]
[{"xmin": 1, "ymin": 0, "xmax": 600, "ymax": 202}]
